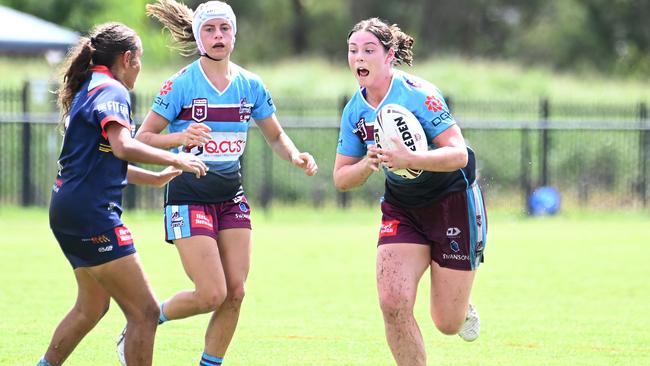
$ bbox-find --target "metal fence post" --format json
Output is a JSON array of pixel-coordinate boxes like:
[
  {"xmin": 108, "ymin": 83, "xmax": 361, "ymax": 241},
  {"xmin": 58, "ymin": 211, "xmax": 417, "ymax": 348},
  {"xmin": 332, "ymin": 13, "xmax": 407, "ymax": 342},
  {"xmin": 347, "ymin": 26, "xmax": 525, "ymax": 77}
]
[
  {"xmin": 337, "ymin": 95, "xmax": 349, "ymax": 208},
  {"xmin": 639, "ymin": 102, "xmax": 648, "ymax": 208},
  {"xmin": 539, "ymin": 98, "xmax": 550, "ymax": 187},
  {"xmin": 21, "ymin": 81, "xmax": 32, "ymax": 206},
  {"xmin": 521, "ymin": 127, "xmax": 532, "ymax": 214}
]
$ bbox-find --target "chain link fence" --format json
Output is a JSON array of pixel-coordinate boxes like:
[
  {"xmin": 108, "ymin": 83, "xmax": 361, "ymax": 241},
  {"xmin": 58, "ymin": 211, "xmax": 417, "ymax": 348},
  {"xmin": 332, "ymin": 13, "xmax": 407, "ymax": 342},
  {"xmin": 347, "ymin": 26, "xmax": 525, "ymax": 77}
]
[{"xmin": 0, "ymin": 82, "xmax": 648, "ymax": 213}]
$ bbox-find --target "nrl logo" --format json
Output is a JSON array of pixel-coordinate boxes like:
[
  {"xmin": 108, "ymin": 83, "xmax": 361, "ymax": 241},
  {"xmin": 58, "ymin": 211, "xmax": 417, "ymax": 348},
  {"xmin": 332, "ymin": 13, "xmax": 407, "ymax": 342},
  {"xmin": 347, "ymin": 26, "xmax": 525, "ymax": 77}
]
[{"xmin": 191, "ymin": 98, "xmax": 208, "ymax": 122}]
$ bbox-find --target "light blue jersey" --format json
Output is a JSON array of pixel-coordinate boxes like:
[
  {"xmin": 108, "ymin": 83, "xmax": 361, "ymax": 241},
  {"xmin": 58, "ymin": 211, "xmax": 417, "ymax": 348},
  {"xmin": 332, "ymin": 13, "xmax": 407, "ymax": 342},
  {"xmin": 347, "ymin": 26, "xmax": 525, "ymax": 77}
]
[
  {"xmin": 151, "ymin": 60, "xmax": 276, "ymax": 204},
  {"xmin": 337, "ymin": 70, "xmax": 476, "ymax": 208}
]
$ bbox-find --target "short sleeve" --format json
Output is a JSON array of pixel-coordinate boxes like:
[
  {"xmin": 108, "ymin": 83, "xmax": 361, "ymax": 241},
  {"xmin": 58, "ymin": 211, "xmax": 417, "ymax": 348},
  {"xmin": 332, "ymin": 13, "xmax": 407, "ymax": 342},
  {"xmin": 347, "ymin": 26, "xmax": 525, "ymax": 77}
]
[
  {"xmin": 412, "ymin": 85, "xmax": 456, "ymax": 140},
  {"xmin": 151, "ymin": 76, "xmax": 183, "ymax": 123},
  {"xmin": 93, "ymin": 84, "xmax": 132, "ymax": 138},
  {"xmin": 336, "ymin": 103, "xmax": 368, "ymax": 157},
  {"xmin": 250, "ymin": 78, "xmax": 276, "ymax": 120}
]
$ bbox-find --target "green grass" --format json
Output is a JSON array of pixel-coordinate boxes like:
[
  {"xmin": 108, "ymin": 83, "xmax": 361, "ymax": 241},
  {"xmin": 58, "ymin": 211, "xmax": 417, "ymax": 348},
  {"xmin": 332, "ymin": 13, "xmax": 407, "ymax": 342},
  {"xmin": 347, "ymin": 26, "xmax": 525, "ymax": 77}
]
[{"xmin": 0, "ymin": 207, "xmax": 649, "ymax": 365}]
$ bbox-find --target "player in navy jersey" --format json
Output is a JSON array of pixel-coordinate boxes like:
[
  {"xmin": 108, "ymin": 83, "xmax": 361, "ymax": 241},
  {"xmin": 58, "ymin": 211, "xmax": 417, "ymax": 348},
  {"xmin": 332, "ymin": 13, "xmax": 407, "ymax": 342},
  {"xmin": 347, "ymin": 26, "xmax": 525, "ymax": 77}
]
[
  {"xmin": 334, "ymin": 18, "xmax": 488, "ymax": 366},
  {"xmin": 121, "ymin": 2, "xmax": 317, "ymax": 365},
  {"xmin": 37, "ymin": 23, "xmax": 207, "ymax": 366}
]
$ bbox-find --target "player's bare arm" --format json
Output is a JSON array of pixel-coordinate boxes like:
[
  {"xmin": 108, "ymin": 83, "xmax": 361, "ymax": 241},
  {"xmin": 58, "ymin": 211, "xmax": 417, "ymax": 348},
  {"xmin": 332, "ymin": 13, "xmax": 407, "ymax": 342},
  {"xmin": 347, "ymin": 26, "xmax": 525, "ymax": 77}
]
[
  {"xmin": 256, "ymin": 114, "xmax": 318, "ymax": 176},
  {"xmin": 136, "ymin": 111, "xmax": 212, "ymax": 149}
]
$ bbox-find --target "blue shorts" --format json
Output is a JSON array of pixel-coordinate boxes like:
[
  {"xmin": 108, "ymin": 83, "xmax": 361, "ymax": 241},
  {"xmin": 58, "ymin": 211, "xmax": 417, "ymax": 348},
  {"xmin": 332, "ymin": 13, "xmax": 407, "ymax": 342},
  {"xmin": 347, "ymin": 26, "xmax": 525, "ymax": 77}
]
[
  {"xmin": 164, "ymin": 195, "xmax": 252, "ymax": 244},
  {"xmin": 378, "ymin": 183, "xmax": 488, "ymax": 271},
  {"xmin": 52, "ymin": 226, "xmax": 137, "ymax": 269}
]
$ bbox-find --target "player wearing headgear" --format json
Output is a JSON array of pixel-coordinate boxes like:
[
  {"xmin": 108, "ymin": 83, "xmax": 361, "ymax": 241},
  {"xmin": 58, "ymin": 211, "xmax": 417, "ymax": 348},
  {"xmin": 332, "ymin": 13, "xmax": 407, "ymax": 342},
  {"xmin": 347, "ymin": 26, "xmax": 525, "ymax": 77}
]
[
  {"xmin": 121, "ymin": 1, "xmax": 318, "ymax": 365},
  {"xmin": 334, "ymin": 18, "xmax": 488, "ymax": 366},
  {"xmin": 36, "ymin": 22, "xmax": 207, "ymax": 366}
]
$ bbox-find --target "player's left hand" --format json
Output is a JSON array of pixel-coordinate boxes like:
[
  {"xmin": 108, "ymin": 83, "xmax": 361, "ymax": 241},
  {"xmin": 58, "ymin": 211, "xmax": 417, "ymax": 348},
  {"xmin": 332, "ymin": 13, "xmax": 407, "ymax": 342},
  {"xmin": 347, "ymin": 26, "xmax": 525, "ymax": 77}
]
[
  {"xmin": 378, "ymin": 136, "xmax": 414, "ymax": 171},
  {"xmin": 292, "ymin": 152, "xmax": 318, "ymax": 176}
]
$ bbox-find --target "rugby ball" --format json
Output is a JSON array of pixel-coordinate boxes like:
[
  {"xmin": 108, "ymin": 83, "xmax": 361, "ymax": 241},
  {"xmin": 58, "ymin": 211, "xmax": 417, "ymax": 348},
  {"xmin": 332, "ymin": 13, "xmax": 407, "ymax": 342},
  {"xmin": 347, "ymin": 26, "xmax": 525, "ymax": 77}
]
[{"xmin": 374, "ymin": 103, "xmax": 428, "ymax": 179}]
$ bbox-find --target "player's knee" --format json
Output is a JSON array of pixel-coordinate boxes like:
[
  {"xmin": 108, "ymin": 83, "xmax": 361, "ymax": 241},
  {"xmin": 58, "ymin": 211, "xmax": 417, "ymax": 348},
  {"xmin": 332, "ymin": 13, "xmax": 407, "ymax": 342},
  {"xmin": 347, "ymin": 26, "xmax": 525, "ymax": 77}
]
[
  {"xmin": 378, "ymin": 292, "xmax": 412, "ymax": 320},
  {"xmin": 224, "ymin": 284, "xmax": 246, "ymax": 307},
  {"xmin": 195, "ymin": 288, "xmax": 227, "ymax": 313},
  {"xmin": 125, "ymin": 299, "xmax": 159, "ymax": 326},
  {"xmin": 432, "ymin": 315, "xmax": 463, "ymax": 335},
  {"xmin": 75, "ymin": 299, "xmax": 111, "ymax": 325}
]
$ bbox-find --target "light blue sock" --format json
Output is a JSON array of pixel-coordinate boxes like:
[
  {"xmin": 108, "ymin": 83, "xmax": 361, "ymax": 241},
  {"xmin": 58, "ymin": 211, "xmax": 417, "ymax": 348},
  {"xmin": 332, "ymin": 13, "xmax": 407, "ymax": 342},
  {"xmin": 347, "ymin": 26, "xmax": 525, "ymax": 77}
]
[
  {"xmin": 158, "ymin": 301, "xmax": 169, "ymax": 324},
  {"xmin": 199, "ymin": 352, "xmax": 223, "ymax": 366},
  {"xmin": 36, "ymin": 357, "xmax": 54, "ymax": 366}
]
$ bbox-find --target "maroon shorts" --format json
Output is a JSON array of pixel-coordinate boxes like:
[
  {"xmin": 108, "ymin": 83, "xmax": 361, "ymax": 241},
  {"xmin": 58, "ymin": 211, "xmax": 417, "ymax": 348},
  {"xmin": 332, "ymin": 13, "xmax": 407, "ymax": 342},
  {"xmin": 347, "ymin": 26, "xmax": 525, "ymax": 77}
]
[
  {"xmin": 164, "ymin": 195, "xmax": 252, "ymax": 243},
  {"xmin": 378, "ymin": 184, "xmax": 488, "ymax": 271}
]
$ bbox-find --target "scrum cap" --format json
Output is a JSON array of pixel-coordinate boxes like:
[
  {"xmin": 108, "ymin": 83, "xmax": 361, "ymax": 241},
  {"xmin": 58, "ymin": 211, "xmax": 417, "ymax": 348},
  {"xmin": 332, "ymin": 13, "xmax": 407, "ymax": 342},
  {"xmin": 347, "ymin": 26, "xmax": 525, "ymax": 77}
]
[{"xmin": 192, "ymin": 1, "xmax": 237, "ymax": 55}]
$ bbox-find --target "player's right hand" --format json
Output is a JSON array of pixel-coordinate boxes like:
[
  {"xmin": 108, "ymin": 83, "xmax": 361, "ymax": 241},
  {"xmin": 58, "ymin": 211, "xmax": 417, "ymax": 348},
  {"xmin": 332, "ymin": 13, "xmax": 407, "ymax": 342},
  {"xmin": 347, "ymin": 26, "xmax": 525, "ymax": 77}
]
[
  {"xmin": 175, "ymin": 152, "xmax": 208, "ymax": 178},
  {"xmin": 182, "ymin": 123, "xmax": 212, "ymax": 147}
]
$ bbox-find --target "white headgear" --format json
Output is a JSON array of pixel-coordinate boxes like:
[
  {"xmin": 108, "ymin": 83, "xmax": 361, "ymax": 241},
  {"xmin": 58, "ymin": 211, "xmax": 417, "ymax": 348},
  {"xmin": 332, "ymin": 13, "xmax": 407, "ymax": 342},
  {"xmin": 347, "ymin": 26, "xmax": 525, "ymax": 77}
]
[{"xmin": 192, "ymin": 1, "xmax": 237, "ymax": 55}]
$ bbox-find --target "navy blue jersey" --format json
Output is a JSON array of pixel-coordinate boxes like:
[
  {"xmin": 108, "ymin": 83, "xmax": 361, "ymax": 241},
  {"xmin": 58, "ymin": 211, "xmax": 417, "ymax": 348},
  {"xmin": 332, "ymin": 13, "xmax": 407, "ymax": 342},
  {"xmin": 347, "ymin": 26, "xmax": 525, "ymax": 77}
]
[
  {"xmin": 49, "ymin": 66, "xmax": 134, "ymax": 236},
  {"xmin": 151, "ymin": 60, "xmax": 276, "ymax": 204},
  {"xmin": 337, "ymin": 70, "xmax": 476, "ymax": 208}
]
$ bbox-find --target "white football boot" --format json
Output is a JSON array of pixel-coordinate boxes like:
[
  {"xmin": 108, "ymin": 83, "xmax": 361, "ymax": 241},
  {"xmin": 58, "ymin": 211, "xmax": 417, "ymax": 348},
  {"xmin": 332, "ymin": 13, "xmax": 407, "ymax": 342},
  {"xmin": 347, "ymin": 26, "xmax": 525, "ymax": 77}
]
[
  {"xmin": 116, "ymin": 326, "xmax": 127, "ymax": 365},
  {"xmin": 458, "ymin": 304, "xmax": 480, "ymax": 342}
]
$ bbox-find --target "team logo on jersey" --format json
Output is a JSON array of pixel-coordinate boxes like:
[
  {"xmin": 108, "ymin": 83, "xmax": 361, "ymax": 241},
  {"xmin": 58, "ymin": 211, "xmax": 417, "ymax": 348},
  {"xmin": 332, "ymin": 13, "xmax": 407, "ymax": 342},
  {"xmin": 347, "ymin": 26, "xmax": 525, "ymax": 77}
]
[
  {"xmin": 425, "ymin": 95, "xmax": 444, "ymax": 112},
  {"xmin": 239, "ymin": 98, "xmax": 252, "ymax": 122},
  {"xmin": 238, "ymin": 202, "xmax": 249, "ymax": 213},
  {"xmin": 191, "ymin": 98, "xmax": 208, "ymax": 122},
  {"xmin": 159, "ymin": 80, "xmax": 173, "ymax": 96},
  {"xmin": 353, "ymin": 117, "xmax": 374, "ymax": 142}
]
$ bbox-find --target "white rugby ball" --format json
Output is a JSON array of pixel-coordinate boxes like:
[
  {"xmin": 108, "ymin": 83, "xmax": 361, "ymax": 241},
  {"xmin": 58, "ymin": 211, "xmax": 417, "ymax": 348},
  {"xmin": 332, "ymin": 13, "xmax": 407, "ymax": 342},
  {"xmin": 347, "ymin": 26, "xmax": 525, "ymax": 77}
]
[{"xmin": 374, "ymin": 103, "xmax": 428, "ymax": 179}]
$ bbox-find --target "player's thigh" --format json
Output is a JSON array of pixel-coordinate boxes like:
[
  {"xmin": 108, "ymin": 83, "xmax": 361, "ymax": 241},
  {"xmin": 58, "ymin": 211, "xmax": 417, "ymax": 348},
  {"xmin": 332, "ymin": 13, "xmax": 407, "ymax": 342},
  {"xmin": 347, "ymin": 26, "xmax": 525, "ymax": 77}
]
[
  {"xmin": 429, "ymin": 260, "xmax": 475, "ymax": 324},
  {"xmin": 217, "ymin": 228, "xmax": 251, "ymax": 288},
  {"xmin": 73, "ymin": 267, "xmax": 111, "ymax": 316},
  {"xmin": 376, "ymin": 244, "xmax": 432, "ymax": 306},
  {"xmin": 174, "ymin": 235, "xmax": 226, "ymax": 293},
  {"xmin": 86, "ymin": 253, "xmax": 157, "ymax": 316}
]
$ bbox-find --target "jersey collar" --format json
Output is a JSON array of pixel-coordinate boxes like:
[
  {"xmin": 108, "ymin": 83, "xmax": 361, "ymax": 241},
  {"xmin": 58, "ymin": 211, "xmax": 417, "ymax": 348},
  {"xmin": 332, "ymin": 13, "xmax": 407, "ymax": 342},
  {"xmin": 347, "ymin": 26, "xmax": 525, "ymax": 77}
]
[{"xmin": 90, "ymin": 65, "xmax": 115, "ymax": 79}]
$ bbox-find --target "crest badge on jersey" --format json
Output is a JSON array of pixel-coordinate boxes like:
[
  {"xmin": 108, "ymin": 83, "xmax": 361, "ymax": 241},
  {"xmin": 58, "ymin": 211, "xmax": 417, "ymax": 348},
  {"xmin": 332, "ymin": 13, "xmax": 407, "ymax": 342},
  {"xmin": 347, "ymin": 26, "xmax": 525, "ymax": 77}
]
[
  {"xmin": 239, "ymin": 98, "xmax": 252, "ymax": 122},
  {"xmin": 353, "ymin": 117, "xmax": 374, "ymax": 142},
  {"xmin": 191, "ymin": 98, "xmax": 208, "ymax": 122}
]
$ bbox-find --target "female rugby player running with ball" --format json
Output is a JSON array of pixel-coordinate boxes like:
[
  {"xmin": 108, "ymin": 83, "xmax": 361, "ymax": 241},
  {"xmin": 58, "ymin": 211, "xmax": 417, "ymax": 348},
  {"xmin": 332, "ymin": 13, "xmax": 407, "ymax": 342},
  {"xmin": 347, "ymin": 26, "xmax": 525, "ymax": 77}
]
[{"xmin": 334, "ymin": 18, "xmax": 488, "ymax": 366}]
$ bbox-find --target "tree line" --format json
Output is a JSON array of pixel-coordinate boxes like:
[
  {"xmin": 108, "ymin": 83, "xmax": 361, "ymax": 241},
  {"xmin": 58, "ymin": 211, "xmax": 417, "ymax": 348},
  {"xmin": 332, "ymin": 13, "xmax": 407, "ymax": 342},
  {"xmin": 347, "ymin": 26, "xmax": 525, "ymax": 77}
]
[{"xmin": 3, "ymin": 0, "xmax": 649, "ymax": 78}]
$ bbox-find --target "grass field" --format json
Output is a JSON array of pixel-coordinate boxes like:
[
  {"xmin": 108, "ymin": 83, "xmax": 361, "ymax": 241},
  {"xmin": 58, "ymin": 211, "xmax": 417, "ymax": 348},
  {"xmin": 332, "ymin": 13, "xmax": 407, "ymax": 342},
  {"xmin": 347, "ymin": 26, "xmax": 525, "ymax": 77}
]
[{"xmin": 0, "ymin": 206, "xmax": 649, "ymax": 365}]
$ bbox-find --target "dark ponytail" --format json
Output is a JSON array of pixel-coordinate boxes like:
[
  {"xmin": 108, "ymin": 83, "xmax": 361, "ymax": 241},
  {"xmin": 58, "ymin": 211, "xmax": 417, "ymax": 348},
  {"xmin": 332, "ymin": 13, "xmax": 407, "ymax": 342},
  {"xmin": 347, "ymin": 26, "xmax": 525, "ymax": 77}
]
[
  {"xmin": 57, "ymin": 38, "xmax": 93, "ymax": 120},
  {"xmin": 57, "ymin": 22, "xmax": 139, "ymax": 124}
]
